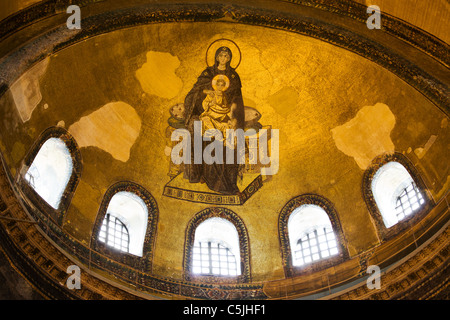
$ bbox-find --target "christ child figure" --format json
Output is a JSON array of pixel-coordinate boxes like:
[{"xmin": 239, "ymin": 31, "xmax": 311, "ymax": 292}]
[{"xmin": 200, "ymin": 74, "xmax": 236, "ymax": 140}]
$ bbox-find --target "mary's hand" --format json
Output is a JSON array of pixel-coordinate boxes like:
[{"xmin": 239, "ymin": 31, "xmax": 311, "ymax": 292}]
[{"xmin": 203, "ymin": 89, "xmax": 215, "ymax": 97}]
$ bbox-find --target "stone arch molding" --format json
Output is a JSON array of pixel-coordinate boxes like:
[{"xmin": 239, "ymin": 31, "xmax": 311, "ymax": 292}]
[
  {"xmin": 362, "ymin": 152, "xmax": 435, "ymax": 241},
  {"xmin": 183, "ymin": 207, "xmax": 251, "ymax": 283},
  {"xmin": 278, "ymin": 194, "xmax": 349, "ymax": 277},
  {"xmin": 0, "ymin": 1, "xmax": 448, "ymax": 115},
  {"xmin": 17, "ymin": 126, "xmax": 82, "ymax": 226},
  {"xmin": 91, "ymin": 181, "xmax": 159, "ymax": 272}
]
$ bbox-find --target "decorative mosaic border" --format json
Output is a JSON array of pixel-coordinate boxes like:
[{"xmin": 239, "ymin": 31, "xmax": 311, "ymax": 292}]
[
  {"xmin": 278, "ymin": 194, "xmax": 349, "ymax": 277},
  {"xmin": 163, "ymin": 174, "xmax": 263, "ymax": 205},
  {"xmin": 331, "ymin": 225, "xmax": 449, "ymax": 300},
  {"xmin": 5, "ymin": 129, "xmax": 265, "ymax": 299},
  {"xmin": 0, "ymin": 0, "xmax": 447, "ymax": 300},
  {"xmin": 91, "ymin": 181, "xmax": 159, "ymax": 273},
  {"xmin": 183, "ymin": 207, "xmax": 252, "ymax": 284},
  {"xmin": 0, "ymin": 167, "xmax": 145, "ymax": 300},
  {"xmin": 230, "ymin": 5, "xmax": 449, "ymax": 115},
  {"xmin": 283, "ymin": 0, "xmax": 449, "ymax": 67},
  {"xmin": 1, "ymin": 133, "xmax": 448, "ymax": 300},
  {"xmin": 16, "ymin": 126, "xmax": 82, "ymax": 226},
  {"xmin": 0, "ymin": 0, "xmax": 448, "ymax": 67},
  {"xmin": 362, "ymin": 152, "xmax": 435, "ymax": 242},
  {"xmin": 15, "ymin": 173, "xmax": 266, "ymax": 299},
  {"xmin": 0, "ymin": 2, "xmax": 448, "ymax": 115}
]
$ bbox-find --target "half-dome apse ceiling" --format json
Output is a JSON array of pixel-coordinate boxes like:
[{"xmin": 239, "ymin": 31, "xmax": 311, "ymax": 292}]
[{"xmin": 0, "ymin": 0, "xmax": 448, "ymax": 301}]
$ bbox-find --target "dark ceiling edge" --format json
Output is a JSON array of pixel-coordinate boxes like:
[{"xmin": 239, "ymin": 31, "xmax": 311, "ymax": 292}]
[
  {"xmin": 0, "ymin": 220, "xmax": 80, "ymax": 300},
  {"xmin": 0, "ymin": 2, "xmax": 448, "ymax": 116},
  {"xmin": 0, "ymin": 0, "xmax": 448, "ymax": 67},
  {"xmin": 0, "ymin": 171, "xmax": 448, "ymax": 300},
  {"xmin": 0, "ymin": 141, "xmax": 448, "ymax": 300},
  {"xmin": 281, "ymin": 0, "xmax": 449, "ymax": 66},
  {"xmin": 0, "ymin": 1, "xmax": 448, "ymax": 300},
  {"xmin": 0, "ymin": 150, "xmax": 267, "ymax": 300}
]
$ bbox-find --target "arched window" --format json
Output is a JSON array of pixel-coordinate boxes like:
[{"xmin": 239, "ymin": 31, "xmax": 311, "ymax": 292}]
[
  {"xmin": 184, "ymin": 207, "xmax": 251, "ymax": 283},
  {"xmin": 192, "ymin": 217, "xmax": 240, "ymax": 276},
  {"xmin": 279, "ymin": 194, "xmax": 348, "ymax": 277},
  {"xmin": 363, "ymin": 153, "xmax": 433, "ymax": 241},
  {"xmin": 288, "ymin": 204, "xmax": 338, "ymax": 267},
  {"xmin": 24, "ymin": 137, "xmax": 73, "ymax": 209},
  {"xmin": 92, "ymin": 182, "xmax": 158, "ymax": 270},
  {"xmin": 98, "ymin": 191, "xmax": 148, "ymax": 256},
  {"xmin": 371, "ymin": 161, "xmax": 425, "ymax": 228},
  {"xmin": 19, "ymin": 127, "xmax": 82, "ymax": 225}
]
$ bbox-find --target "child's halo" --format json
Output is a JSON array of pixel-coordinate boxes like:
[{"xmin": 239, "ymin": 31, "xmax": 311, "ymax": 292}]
[{"xmin": 212, "ymin": 74, "xmax": 230, "ymax": 91}]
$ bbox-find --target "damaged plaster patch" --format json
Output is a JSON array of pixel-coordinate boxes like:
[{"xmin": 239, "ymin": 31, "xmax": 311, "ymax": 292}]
[
  {"xmin": 331, "ymin": 103, "xmax": 396, "ymax": 170},
  {"xmin": 10, "ymin": 57, "xmax": 49, "ymax": 122},
  {"xmin": 135, "ymin": 51, "xmax": 183, "ymax": 99},
  {"xmin": 68, "ymin": 102, "xmax": 141, "ymax": 162},
  {"xmin": 414, "ymin": 135, "xmax": 438, "ymax": 159},
  {"xmin": 268, "ymin": 86, "xmax": 299, "ymax": 118}
]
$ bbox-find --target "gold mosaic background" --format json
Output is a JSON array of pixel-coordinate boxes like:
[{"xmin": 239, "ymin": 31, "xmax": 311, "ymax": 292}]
[{"xmin": 0, "ymin": 21, "xmax": 447, "ymax": 282}]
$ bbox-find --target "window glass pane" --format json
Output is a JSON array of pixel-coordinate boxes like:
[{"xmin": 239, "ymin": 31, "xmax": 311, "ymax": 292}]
[
  {"xmin": 106, "ymin": 192, "xmax": 148, "ymax": 257},
  {"xmin": 372, "ymin": 162, "xmax": 425, "ymax": 228},
  {"xmin": 25, "ymin": 138, "xmax": 73, "ymax": 209},
  {"xmin": 289, "ymin": 205, "xmax": 339, "ymax": 267},
  {"xmin": 292, "ymin": 227, "xmax": 339, "ymax": 267},
  {"xmin": 192, "ymin": 241, "xmax": 238, "ymax": 276},
  {"xmin": 193, "ymin": 217, "xmax": 241, "ymax": 276},
  {"xmin": 395, "ymin": 181, "xmax": 425, "ymax": 222},
  {"xmin": 98, "ymin": 214, "xmax": 130, "ymax": 253}
]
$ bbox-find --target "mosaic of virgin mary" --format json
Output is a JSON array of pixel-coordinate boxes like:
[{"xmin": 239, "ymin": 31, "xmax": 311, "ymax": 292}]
[{"xmin": 183, "ymin": 44, "xmax": 245, "ymax": 194}]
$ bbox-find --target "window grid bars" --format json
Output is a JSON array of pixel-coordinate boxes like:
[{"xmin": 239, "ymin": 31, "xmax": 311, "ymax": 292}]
[
  {"xmin": 293, "ymin": 227, "xmax": 338, "ymax": 266},
  {"xmin": 99, "ymin": 213, "xmax": 130, "ymax": 253},
  {"xmin": 395, "ymin": 181, "xmax": 425, "ymax": 222},
  {"xmin": 192, "ymin": 241, "xmax": 237, "ymax": 276}
]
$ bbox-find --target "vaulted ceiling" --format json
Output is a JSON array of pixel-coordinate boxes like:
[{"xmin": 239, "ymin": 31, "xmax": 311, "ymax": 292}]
[{"xmin": 0, "ymin": 0, "xmax": 448, "ymax": 300}]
